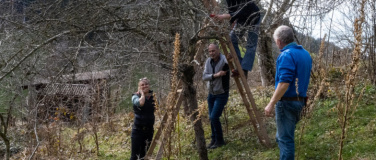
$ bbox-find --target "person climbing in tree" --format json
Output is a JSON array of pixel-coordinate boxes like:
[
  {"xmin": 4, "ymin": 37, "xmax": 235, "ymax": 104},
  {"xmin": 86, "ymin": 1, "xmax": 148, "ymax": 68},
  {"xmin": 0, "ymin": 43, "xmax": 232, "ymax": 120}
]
[{"xmin": 211, "ymin": 0, "xmax": 261, "ymax": 79}]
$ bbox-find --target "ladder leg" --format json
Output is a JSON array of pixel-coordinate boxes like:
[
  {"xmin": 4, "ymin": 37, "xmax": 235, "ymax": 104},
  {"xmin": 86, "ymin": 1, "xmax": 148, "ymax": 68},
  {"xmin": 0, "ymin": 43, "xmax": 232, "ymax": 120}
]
[
  {"xmin": 219, "ymin": 40, "xmax": 271, "ymax": 147},
  {"xmin": 145, "ymin": 80, "xmax": 184, "ymax": 159},
  {"xmin": 223, "ymin": 36, "xmax": 271, "ymax": 147},
  {"xmin": 147, "ymin": 90, "xmax": 184, "ymax": 159}
]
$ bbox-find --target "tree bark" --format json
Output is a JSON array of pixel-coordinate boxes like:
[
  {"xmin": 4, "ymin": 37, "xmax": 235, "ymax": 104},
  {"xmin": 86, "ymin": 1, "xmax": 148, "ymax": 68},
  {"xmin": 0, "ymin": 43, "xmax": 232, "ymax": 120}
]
[
  {"xmin": 0, "ymin": 94, "xmax": 17, "ymax": 160},
  {"xmin": 0, "ymin": 114, "xmax": 10, "ymax": 160},
  {"xmin": 257, "ymin": 0, "xmax": 297, "ymax": 86},
  {"xmin": 179, "ymin": 64, "xmax": 208, "ymax": 160},
  {"xmin": 372, "ymin": 3, "xmax": 376, "ymax": 85},
  {"xmin": 257, "ymin": 30, "xmax": 275, "ymax": 86}
]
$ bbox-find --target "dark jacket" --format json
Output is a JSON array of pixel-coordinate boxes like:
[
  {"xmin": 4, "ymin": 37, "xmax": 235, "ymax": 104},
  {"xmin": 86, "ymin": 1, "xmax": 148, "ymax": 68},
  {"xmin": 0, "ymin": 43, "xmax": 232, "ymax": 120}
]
[
  {"xmin": 132, "ymin": 90, "xmax": 155, "ymax": 128},
  {"xmin": 203, "ymin": 54, "xmax": 230, "ymax": 95},
  {"xmin": 226, "ymin": 0, "xmax": 260, "ymax": 26}
]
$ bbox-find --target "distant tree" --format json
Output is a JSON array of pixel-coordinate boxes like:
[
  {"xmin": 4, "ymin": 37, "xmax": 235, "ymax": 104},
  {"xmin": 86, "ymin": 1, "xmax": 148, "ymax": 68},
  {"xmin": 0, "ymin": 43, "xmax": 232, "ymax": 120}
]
[{"xmin": 257, "ymin": 0, "xmax": 346, "ymax": 86}]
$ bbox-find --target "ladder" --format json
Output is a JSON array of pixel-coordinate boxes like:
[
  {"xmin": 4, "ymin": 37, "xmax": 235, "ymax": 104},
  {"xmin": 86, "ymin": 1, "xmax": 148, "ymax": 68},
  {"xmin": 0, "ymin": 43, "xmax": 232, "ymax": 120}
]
[
  {"xmin": 145, "ymin": 0, "xmax": 272, "ymax": 156},
  {"xmin": 219, "ymin": 35, "xmax": 271, "ymax": 147},
  {"xmin": 145, "ymin": 37, "xmax": 271, "ymax": 160},
  {"xmin": 202, "ymin": 0, "xmax": 271, "ymax": 147},
  {"xmin": 145, "ymin": 81, "xmax": 184, "ymax": 159}
]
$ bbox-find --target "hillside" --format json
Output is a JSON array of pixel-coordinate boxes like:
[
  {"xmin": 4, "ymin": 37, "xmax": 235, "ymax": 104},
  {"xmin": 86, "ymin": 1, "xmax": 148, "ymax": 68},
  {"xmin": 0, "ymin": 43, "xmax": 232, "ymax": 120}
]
[{"xmin": 6, "ymin": 83, "xmax": 375, "ymax": 160}]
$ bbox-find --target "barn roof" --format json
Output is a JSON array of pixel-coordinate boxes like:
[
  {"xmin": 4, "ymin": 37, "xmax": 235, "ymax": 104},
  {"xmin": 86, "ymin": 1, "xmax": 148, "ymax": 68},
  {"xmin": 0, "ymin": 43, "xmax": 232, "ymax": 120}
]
[
  {"xmin": 42, "ymin": 83, "xmax": 91, "ymax": 96},
  {"xmin": 23, "ymin": 69, "xmax": 117, "ymax": 87}
]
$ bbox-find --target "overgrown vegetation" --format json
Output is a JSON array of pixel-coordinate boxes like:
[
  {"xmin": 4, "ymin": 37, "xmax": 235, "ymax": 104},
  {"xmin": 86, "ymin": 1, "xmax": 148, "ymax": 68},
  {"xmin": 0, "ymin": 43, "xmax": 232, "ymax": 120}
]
[
  {"xmin": 6, "ymin": 84, "xmax": 374, "ymax": 159},
  {"xmin": 1, "ymin": 0, "xmax": 376, "ymax": 159}
]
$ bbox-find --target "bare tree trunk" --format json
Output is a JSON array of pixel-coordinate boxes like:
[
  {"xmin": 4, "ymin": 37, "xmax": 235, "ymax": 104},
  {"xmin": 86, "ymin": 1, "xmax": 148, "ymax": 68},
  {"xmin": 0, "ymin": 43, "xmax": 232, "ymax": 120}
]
[
  {"xmin": 372, "ymin": 2, "xmax": 376, "ymax": 85},
  {"xmin": 179, "ymin": 64, "xmax": 208, "ymax": 160},
  {"xmin": 93, "ymin": 126, "xmax": 100, "ymax": 156},
  {"xmin": 0, "ymin": 94, "xmax": 17, "ymax": 160},
  {"xmin": 257, "ymin": 0, "xmax": 297, "ymax": 86},
  {"xmin": 0, "ymin": 114, "xmax": 10, "ymax": 160},
  {"xmin": 257, "ymin": 30, "xmax": 275, "ymax": 86}
]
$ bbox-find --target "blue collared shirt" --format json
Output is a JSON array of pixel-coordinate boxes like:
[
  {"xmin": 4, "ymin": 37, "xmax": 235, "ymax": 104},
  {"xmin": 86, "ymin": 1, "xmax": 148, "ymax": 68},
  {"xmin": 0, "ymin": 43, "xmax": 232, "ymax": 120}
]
[{"xmin": 275, "ymin": 42, "xmax": 312, "ymax": 97}]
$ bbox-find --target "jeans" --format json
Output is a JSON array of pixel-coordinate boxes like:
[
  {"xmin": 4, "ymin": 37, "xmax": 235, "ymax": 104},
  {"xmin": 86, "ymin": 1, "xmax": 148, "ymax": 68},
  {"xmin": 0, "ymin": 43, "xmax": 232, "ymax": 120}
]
[
  {"xmin": 230, "ymin": 23, "xmax": 260, "ymax": 71},
  {"xmin": 207, "ymin": 92, "xmax": 229, "ymax": 144},
  {"xmin": 275, "ymin": 100, "xmax": 304, "ymax": 160},
  {"xmin": 130, "ymin": 126, "xmax": 154, "ymax": 160}
]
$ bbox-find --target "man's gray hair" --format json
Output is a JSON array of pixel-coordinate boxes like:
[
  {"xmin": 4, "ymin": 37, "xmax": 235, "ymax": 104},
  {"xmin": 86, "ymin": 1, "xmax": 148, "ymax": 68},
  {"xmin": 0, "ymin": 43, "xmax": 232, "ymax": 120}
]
[
  {"xmin": 209, "ymin": 43, "xmax": 220, "ymax": 50},
  {"xmin": 273, "ymin": 25, "xmax": 294, "ymax": 44}
]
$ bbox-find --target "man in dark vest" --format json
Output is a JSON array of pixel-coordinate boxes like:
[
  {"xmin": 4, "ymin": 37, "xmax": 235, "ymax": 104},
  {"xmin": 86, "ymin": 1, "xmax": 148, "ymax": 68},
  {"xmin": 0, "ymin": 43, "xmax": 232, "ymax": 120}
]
[{"xmin": 203, "ymin": 44, "xmax": 230, "ymax": 149}]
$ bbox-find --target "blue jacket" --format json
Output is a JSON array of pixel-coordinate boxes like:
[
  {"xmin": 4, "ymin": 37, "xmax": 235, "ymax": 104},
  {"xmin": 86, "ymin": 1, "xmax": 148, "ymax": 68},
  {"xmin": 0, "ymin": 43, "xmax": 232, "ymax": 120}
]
[{"xmin": 275, "ymin": 42, "xmax": 312, "ymax": 97}]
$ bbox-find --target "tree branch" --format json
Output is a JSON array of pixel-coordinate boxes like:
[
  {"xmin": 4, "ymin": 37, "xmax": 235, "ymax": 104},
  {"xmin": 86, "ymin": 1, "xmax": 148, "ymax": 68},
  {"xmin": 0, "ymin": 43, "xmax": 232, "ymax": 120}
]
[{"xmin": 0, "ymin": 30, "xmax": 73, "ymax": 82}]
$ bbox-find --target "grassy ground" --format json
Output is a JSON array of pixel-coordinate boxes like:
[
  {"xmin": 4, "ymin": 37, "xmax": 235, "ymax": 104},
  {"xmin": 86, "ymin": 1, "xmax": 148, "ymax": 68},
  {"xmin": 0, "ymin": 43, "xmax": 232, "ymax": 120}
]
[
  {"xmin": 7, "ymin": 84, "xmax": 376, "ymax": 159},
  {"xmin": 176, "ymin": 85, "xmax": 376, "ymax": 160},
  {"xmin": 100, "ymin": 85, "xmax": 375, "ymax": 159}
]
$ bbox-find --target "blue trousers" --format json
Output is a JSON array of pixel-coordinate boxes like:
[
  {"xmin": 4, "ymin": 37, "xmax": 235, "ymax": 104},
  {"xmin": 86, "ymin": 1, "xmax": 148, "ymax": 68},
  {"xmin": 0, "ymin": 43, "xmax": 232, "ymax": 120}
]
[
  {"xmin": 207, "ymin": 92, "xmax": 229, "ymax": 144},
  {"xmin": 275, "ymin": 100, "xmax": 304, "ymax": 160},
  {"xmin": 230, "ymin": 23, "xmax": 260, "ymax": 71}
]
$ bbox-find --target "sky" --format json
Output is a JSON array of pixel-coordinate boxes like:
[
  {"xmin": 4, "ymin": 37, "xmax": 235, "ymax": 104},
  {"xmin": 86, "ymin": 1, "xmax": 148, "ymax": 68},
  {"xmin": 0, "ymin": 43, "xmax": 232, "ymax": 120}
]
[
  {"xmin": 285, "ymin": 1, "xmax": 364, "ymax": 48},
  {"xmin": 215, "ymin": 0, "xmax": 365, "ymax": 48}
]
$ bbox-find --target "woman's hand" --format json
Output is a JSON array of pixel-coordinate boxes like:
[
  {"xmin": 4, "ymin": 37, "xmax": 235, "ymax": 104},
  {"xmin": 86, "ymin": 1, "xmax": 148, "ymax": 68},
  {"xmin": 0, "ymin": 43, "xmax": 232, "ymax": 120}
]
[
  {"xmin": 138, "ymin": 87, "xmax": 144, "ymax": 95},
  {"xmin": 138, "ymin": 87, "xmax": 145, "ymax": 107}
]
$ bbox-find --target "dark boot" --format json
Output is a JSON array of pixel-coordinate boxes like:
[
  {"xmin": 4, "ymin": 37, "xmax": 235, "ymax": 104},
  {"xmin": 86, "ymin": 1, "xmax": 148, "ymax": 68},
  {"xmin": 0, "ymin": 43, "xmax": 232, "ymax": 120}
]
[
  {"xmin": 209, "ymin": 132, "xmax": 225, "ymax": 149},
  {"xmin": 206, "ymin": 140, "xmax": 216, "ymax": 149},
  {"xmin": 243, "ymin": 69, "xmax": 248, "ymax": 79},
  {"xmin": 231, "ymin": 69, "xmax": 248, "ymax": 79},
  {"xmin": 231, "ymin": 69, "xmax": 239, "ymax": 77},
  {"xmin": 209, "ymin": 140, "xmax": 225, "ymax": 149}
]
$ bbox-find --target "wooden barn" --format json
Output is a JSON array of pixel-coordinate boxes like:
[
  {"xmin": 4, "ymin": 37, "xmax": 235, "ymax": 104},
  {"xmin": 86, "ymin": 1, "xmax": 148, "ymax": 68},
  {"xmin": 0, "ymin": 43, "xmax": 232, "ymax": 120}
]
[{"xmin": 22, "ymin": 70, "xmax": 117, "ymax": 123}]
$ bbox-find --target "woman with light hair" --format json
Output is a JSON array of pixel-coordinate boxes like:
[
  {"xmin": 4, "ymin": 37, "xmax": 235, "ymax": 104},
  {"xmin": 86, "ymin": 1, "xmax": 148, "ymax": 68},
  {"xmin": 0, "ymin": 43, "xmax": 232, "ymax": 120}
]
[{"xmin": 130, "ymin": 77, "xmax": 155, "ymax": 160}]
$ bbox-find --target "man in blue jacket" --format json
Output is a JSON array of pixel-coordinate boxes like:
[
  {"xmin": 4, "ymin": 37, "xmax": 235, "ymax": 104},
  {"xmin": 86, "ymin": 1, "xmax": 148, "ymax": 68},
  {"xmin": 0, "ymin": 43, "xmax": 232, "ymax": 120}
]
[
  {"xmin": 264, "ymin": 25, "xmax": 312, "ymax": 160},
  {"xmin": 203, "ymin": 44, "xmax": 230, "ymax": 149},
  {"xmin": 212, "ymin": 0, "xmax": 260, "ymax": 78}
]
